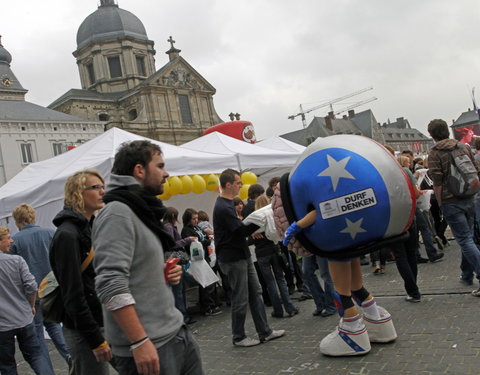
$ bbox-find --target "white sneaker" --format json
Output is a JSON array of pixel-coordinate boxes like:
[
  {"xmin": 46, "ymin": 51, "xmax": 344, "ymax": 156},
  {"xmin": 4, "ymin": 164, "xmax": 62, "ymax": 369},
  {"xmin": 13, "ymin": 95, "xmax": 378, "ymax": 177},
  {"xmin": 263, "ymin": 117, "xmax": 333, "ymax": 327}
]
[
  {"xmin": 233, "ymin": 337, "xmax": 261, "ymax": 347},
  {"xmin": 262, "ymin": 329, "xmax": 285, "ymax": 342},
  {"xmin": 363, "ymin": 306, "xmax": 397, "ymax": 343},
  {"xmin": 319, "ymin": 319, "xmax": 371, "ymax": 356}
]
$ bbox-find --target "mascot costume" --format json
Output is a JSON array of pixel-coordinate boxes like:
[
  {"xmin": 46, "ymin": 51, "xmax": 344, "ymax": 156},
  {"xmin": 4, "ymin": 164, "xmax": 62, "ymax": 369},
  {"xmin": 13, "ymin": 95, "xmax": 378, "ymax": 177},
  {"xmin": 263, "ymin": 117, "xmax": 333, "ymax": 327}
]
[{"xmin": 274, "ymin": 135, "xmax": 415, "ymax": 356}]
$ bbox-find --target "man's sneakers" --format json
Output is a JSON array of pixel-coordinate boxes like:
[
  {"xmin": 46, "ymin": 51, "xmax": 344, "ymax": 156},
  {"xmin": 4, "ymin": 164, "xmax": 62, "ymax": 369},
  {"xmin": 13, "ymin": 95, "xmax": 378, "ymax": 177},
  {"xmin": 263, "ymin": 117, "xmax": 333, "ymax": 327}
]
[
  {"xmin": 471, "ymin": 287, "xmax": 480, "ymax": 297},
  {"xmin": 233, "ymin": 337, "xmax": 261, "ymax": 347},
  {"xmin": 205, "ymin": 306, "xmax": 222, "ymax": 316},
  {"xmin": 234, "ymin": 330, "xmax": 285, "ymax": 347},
  {"xmin": 405, "ymin": 295, "xmax": 421, "ymax": 303},
  {"xmin": 261, "ymin": 329, "xmax": 285, "ymax": 343},
  {"xmin": 319, "ymin": 319, "xmax": 371, "ymax": 356},
  {"xmin": 429, "ymin": 253, "xmax": 444, "ymax": 263},
  {"xmin": 362, "ymin": 306, "xmax": 397, "ymax": 343}
]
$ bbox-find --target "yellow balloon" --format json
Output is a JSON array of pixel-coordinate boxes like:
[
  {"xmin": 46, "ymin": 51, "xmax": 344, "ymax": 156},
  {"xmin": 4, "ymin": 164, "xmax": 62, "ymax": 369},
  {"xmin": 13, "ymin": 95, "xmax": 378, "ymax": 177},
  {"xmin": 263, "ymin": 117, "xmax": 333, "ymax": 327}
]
[
  {"xmin": 191, "ymin": 175, "xmax": 206, "ymax": 194},
  {"xmin": 157, "ymin": 191, "xmax": 171, "ymax": 200},
  {"xmin": 168, "ymin": 176, "xmax": 182, "ymax": 195},
  {"xmin": 241, "ymin": 171, "xmax": 257, "ymax": 185},
  {"xmin": 205, "ymin": 174, "xmax": 219, "ymax": 191},
  {"xmin": 180, "ymin": 175, "xmax": 193, "ymax": 194},
  {"xmin": 239, "ymin": 184, "xmax": 250, "ymax": 200},
  {"xmin": 161, "ymin": 180, "xmax": 170, "ymax": 195}
]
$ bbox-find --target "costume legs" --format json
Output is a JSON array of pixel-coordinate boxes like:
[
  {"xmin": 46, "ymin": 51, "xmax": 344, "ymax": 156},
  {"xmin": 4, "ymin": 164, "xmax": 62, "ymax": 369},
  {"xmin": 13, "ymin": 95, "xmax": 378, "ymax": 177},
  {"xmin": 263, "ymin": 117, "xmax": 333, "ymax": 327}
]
[{"xmin": 319, "ymin": 258, "xmax": 396, "ymax": 356}]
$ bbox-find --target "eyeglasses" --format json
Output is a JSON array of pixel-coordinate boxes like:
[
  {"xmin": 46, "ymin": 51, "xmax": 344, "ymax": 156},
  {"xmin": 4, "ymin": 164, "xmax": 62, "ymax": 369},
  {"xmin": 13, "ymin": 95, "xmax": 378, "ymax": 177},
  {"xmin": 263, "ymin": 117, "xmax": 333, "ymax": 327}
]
[{"xmin": 85, "ymin": 185, "xmax": 105, "ymax": 191}]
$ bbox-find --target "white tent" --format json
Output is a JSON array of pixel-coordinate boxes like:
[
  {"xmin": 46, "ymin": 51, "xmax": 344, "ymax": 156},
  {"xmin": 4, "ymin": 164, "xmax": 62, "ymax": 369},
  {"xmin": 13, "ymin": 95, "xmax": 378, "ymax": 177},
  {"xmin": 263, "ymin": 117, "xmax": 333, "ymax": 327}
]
[
  {"xmin": 257, "ymin": 136, "xmax": 306, "ymax": 153},
  {"xmin": 0, "ymin": 128, "xmax": 305, "ymax": 231},
  {"xmin": 180, "ymin": 132, "xmax": 301, "ymax": 172},
  {"xmin": 0, "ymin": 128, "xmax": 238, "ymax": 230}
]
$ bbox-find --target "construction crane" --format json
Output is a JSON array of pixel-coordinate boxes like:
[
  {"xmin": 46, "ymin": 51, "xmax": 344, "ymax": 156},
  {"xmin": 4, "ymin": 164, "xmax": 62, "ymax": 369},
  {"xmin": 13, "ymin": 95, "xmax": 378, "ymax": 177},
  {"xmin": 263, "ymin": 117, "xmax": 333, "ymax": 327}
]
[
  {"xmin": 333, "ymin": 97, "xmax": 378, "ymax": 117},
  {"xmin": 288, "ymin": 87, "xmax": 374, "ymax": 129}
]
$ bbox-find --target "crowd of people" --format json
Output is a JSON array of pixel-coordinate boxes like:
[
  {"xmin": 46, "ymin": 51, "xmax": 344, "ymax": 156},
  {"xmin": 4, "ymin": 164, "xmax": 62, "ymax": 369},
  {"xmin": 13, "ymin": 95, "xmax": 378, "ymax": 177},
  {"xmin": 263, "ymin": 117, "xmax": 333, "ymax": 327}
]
[{"xmin": 1, "ymin": 118, "xmax": 480, "ymax": 373}]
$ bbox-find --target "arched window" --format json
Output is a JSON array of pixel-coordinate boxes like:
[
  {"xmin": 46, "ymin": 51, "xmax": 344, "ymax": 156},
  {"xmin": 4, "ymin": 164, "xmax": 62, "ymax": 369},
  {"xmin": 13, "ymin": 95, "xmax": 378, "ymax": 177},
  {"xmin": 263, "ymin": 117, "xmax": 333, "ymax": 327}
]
[{"xmin": 128, "ymin": 109, "xmax": 138, "ymax": 121}]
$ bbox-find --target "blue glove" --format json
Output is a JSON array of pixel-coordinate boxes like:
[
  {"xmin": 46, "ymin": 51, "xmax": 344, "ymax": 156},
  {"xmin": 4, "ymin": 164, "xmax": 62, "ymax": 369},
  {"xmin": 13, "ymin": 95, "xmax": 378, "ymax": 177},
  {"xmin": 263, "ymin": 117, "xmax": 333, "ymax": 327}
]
[{"xmin": 282, "ymin": 222, "xmax": 303, "ymax": 246}]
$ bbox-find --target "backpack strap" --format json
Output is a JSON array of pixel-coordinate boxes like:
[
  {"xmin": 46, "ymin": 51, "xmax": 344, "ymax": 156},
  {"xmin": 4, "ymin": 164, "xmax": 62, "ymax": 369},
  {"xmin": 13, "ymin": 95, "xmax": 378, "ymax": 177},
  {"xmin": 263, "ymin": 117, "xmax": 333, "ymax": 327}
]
[{"xmin": 80, "ymin": 247, "xmax": 95, "ymax": 273}]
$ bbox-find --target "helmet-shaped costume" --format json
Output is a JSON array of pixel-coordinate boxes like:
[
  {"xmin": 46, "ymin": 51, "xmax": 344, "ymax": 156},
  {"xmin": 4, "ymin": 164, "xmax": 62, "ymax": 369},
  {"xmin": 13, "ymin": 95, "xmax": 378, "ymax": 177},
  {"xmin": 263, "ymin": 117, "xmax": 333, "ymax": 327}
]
[{"xmin": 279, "ymin": 135, "xmax": 415, "ymax": 258}]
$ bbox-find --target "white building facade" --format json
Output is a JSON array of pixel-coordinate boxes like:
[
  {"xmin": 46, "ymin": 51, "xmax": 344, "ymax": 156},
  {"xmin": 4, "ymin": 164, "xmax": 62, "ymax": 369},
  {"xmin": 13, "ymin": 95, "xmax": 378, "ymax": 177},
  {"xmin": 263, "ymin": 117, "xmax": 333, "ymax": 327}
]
[{"xmin": 0, "ymin": 37, "xmax": 104, "ymax": 186}]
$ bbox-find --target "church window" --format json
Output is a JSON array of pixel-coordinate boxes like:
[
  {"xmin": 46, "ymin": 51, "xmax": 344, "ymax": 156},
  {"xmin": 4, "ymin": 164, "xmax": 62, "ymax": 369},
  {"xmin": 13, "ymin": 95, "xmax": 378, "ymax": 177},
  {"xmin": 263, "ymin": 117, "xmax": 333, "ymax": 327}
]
[
  {"xmin": 52, "ymin": 143, "xmax": 64, "ymax": 156},
  {"xmin": 136, "ymin": 56, "xmax": 146, "ymax": 76},
  {"xmin": 108, "ymin": 56, "xmax": 122, "ymax": 78},
  {"xmin": 20, "ymin": 143, "xmax": 33, "ymax": 164},
  {"xmin": 87, "ymin": 63, "xmax": 95, "ymax": 85},
  {"xmin": 179, "ymin": 95, "xmax": 193, "ymax": 124},
  {"xmin": 128, "ymin": 109, "xmax": 138, "ymax": 121},
  {"xmin": 98, "ymin": 113, "xmax": 109, "ymax": 121}
]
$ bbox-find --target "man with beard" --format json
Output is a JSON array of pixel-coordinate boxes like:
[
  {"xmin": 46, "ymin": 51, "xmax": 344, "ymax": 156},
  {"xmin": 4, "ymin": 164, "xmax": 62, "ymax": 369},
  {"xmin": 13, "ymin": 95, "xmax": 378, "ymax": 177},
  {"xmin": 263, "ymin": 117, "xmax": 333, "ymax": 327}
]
[{"xmin": 93, "ymin": 140, "xmax": 204, "ymax": 375}]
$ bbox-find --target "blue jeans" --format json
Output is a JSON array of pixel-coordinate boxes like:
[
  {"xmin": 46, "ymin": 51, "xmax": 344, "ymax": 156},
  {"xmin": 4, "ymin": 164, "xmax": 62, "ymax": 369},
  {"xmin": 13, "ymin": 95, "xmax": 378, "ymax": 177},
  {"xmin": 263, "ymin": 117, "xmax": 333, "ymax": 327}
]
[
  {"xmin": 219, "ymin": 258, "xmax": 272, "ymax": 342},
  {"xmin": 302, "ymin": 256, "xmax": 336, "ymax": 313},
  {"xmin": 442, "ymin": 199, "xmax": 480, "ymax": 280},
  {"xmin": 415, "ymin": 208, "xmax": 440, "ymax": 260},
  {"xmin": 33, "ymin": 301, "xmax": 70, "ymax": 362},
  {"xmin": 257, "ymin": 253, "xmax": 296, "ymax": 316},
  {"xmin": 171, "ymin": 280, "xmax": 187, "ymax": 318},
  {"xmin": 392, "ymin": 221, "xmax": 421, "ymax": 299},
  {"xmin": 63, "ymin": 326, "xmax": 110, "ymax": 375},
  {"xmin": 0, "ymin": 322, "xmax": 55, "ymax": 375},
  {"xmin": 114, "ymin": 326, "xmax": 204, "ymax": 375}
]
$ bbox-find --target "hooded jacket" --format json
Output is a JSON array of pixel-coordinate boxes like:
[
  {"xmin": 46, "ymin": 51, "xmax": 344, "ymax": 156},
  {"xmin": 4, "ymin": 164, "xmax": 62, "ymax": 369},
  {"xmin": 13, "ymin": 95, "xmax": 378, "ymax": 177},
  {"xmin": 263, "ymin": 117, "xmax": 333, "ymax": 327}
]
[
  {"xmin": 428, "ymin": 138, "xmax": 479, "ymax": 203},
  {"xmin": 50, "ymin": 207, "xmax": 105, "ymax": 349}
]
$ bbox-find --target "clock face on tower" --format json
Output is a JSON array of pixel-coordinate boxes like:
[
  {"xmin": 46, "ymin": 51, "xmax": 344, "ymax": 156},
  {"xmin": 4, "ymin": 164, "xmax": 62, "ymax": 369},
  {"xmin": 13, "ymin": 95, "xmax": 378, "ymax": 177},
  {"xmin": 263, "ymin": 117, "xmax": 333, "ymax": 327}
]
[{"xmin": 1, "ymin": 75, "xmax": 12, "ymax": 86}]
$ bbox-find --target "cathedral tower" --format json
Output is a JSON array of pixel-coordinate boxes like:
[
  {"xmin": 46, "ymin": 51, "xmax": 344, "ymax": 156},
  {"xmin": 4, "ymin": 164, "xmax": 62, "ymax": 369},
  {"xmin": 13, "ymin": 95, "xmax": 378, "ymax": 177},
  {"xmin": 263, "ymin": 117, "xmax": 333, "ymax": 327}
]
[
  {"xmin": 50, "ymin": 1, "xmax": 222, "ymax": 145},
  {"xmin": 74, "ymin": 0, "xmax": 156, "ymax": 93}
]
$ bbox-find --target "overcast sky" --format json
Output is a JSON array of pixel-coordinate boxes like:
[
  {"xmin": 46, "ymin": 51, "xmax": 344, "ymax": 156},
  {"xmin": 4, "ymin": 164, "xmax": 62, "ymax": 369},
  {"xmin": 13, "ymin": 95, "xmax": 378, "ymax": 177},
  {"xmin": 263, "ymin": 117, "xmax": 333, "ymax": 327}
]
[{"xmin": 3, "ymin": 0, "xmax": 480, "ymax": 140}]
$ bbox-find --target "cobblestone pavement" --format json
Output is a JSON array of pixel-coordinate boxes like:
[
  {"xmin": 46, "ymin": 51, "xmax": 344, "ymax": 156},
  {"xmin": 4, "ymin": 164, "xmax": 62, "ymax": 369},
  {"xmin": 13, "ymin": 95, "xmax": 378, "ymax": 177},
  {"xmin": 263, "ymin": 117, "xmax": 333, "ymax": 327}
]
[{"xmin": 16, "ymin": 240, "xmax": 480, "ymax": 374}]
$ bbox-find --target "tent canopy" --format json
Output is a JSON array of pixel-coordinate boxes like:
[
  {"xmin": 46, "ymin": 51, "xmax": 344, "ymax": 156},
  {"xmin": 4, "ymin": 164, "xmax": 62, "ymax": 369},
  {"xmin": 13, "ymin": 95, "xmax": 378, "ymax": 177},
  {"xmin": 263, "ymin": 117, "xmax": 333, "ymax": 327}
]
[
  {"xmin": 0, "ymin": 128, "xmax": 237, "ymax": 223},
  {"xmin": 0, "ymin": 128, "xmax": 304, "ymax": 230},
  {"xmin": 257, "ymin": 136, "xmax": 306, "ymax": 153},
  {"xmin": 180, "ymin": 132, "xmax": 301, "ymax": 171}
]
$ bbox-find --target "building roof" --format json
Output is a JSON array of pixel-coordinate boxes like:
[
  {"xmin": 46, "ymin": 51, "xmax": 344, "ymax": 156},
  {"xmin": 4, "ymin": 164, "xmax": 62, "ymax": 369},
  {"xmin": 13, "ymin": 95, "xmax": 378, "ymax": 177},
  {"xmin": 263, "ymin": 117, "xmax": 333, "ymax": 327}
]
[
  {"xmin": 453, "ymin": 109, "xmax": 480, "ymax": 128},
  {"xmin": 48, "ymin": 88, "xmax": 126, "ymax": 109},
  {"xmin": 139, "ymin": 55, "xmax": 217, "ymax": 93},
  {"xmin": 0, "ymin": 100, "xmax": 96, "ymax": 122},
  {"xmin": 381, "ymin": 127, "xmax": 429, "ymax": 142},
  {"xmin": 349, "ymin": 109, "xmax": 378, "ymax": 138},
  {"xmin": 281, "ymin": 116, "xmax": 363, "ymax": 146},
  {"xmin": 0, "ymin": 38, "xmax": 26, "ymax": 92},
  {"xmin": 0, "ymin": 38, "xmax": 12, "ymax": 65},
  {"xmin": 380, "ymin": 117, "xmax": 429, "ymax": 142},
  {"xmin": 76, "ymin": 2, "xmax": 149, "ymax": 50}
]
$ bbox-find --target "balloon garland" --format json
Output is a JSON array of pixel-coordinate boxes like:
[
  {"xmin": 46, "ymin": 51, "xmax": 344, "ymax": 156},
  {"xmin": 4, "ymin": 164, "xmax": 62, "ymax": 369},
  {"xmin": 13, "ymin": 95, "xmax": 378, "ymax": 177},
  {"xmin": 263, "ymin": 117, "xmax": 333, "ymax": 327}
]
[{"xmin": 156, "ymin": 172, "xmax": 258, "ymax": 201}]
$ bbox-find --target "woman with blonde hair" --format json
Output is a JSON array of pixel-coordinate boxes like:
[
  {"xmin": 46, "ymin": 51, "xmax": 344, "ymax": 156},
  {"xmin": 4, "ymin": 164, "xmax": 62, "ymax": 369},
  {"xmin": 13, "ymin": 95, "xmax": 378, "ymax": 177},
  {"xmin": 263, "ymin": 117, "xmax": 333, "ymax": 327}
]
[{"xmin": 49, "ymin": 169, "xmax": 112, "ymax": 375}]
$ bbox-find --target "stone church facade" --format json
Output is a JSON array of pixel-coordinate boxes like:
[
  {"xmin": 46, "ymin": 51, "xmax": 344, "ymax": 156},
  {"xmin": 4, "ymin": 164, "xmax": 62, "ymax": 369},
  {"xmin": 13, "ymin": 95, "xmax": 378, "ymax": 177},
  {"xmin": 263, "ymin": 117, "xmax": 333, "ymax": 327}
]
[{"xmin": 49, "ymin": 0, "xmax": 223, "ymax": 145}]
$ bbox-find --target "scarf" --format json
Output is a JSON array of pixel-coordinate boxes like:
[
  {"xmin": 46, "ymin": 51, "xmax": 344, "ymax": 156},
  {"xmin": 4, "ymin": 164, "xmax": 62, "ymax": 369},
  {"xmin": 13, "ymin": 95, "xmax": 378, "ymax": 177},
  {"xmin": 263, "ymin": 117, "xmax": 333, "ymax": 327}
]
[{"xmin": 103, "ymin": 184, "xmax": 175, "ymax": 251}]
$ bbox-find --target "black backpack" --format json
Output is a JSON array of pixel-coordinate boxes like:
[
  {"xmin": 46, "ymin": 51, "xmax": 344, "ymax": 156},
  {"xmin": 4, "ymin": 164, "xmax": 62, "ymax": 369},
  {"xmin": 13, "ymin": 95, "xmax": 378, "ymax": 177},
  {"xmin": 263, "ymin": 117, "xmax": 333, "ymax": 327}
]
[{"xmin": 446, "ymin": 143, "xmax": 480, "ymax": 198}]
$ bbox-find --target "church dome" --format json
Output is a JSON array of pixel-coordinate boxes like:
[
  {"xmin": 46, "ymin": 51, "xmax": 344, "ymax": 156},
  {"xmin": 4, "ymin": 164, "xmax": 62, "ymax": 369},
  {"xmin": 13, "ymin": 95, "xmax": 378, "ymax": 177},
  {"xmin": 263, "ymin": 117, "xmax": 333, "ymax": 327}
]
[
  {"xmin": 76, "ymin": 2, "xmax": 148, "ymax": 50},
  {"xmin": 0, "ymin": 38, "xmax": 12, "ymax": 65}
]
